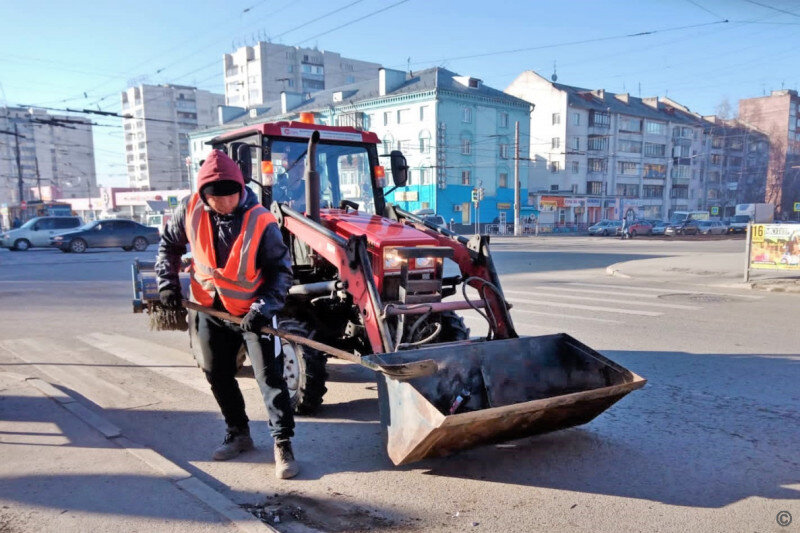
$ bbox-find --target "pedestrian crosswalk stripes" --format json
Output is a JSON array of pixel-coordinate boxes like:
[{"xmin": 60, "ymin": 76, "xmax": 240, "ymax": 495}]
[
  {"xmin": 503, "ymin": 289, "xmax": 702, "ymax": 310},
  {"xmin": 561, "ymin": 281, "xmax": 764, "ymax": 299},
  {"xmin": 505, "ymin": 295, "xmax": 663, "ymax": 316}
]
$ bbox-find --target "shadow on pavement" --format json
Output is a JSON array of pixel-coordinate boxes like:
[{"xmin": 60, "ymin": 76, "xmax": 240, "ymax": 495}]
[{"xmin": 414, "ymin": 350, "xmax": 800, "ymax": 508}]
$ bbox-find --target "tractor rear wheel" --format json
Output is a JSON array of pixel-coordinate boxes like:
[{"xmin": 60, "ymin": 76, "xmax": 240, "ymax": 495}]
[
  {"xmin": 277, "ymin": 318, "xmax": 328, "ymax": 415},
  {"xmin": 438, "ymin": 311, "xmax": 470, "ymax": 342}
]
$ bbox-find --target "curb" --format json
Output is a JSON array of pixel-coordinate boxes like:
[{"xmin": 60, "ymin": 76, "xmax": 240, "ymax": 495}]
[{"xmin": 20, "ymin": 375, "xmax": 276, "ymax": 533}]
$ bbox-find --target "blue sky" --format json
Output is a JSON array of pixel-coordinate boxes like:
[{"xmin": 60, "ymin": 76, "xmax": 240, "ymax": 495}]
[{"xmin": 2, "ymin": 0, "xmax": 799, "ymax": 188}]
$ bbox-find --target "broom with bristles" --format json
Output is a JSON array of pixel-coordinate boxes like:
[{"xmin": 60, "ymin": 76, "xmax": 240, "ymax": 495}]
[{"xmin": 147, "ymin": 301, "xmax": 189, "ymax": 331}]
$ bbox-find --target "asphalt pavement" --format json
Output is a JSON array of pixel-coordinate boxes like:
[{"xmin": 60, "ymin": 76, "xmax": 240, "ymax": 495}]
[{"xmin": 0, "ymin": 239, "xmax": 797, "ymax": 532}]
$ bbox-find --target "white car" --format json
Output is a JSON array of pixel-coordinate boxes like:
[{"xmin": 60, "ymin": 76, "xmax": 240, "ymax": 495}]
[{"xmin": 1, "ymin": 216, "xmax": 84, "ymax": 251}]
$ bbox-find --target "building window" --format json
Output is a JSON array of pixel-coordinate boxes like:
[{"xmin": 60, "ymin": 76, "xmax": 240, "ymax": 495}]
[
  {"xmin": 461, "ymin": 170, "xmax": 471, "ymax": 185},
  {"xmin": 397, "ymin": 109, "xmax": 409, "ymax": 123},
  {"xmin": 462, "ymin": 107, "xmax": 472, "ymax": 123},
  {"xmin": 671, "ymin": 165, "xmax": 690, "ymax": 178},
  {"xmin": 461, "ymin": 138, "xmax": 471, "ymax": 155},
  {"xmin": 382, "ymin": 135, "xmax": 393, "ymax": 154},
  {"xmin": 419, "ymin": 131, "xmax": 431, "ymax": 154},
  {"xmin": 571, "ymin": 161, "xmax": 579, "ymax": 174},
  {"xmin": 587, "ymin": 181, "xmax": 603, "ymax": 195},
  {"xmin": 383, "ymin": 112, "xmax": 390, "ymax": 126},
  {"xmin": 619, "ymin": 116, "xmax": 642, "ymax": 133},
  {"xmin": 616, "ymin": 184, "xmax": 639, "ymax": 197},
  {"xmin": 588, "ymin": 158, "xmax": 606, "ymax": 172},
  {"xmin": 589, "ymin": 110, "xmax": 610, "ymax": 127},
  {"xmin": 499, "ymin": 143, "xmax": 509, "ymax": 159},
  {"xmin": 572, "ymin": 112, "xmax": 580, "ymax": 125},
  {"xmin": 551, "ymin": 137, "xmax": 560, "ymax": 149},
  {"xmin": 712, "ymin": 137, "xmax": 724, "ymax": 149},
  {"xmin": 550, "ymin": 184, "xmax": 559, "ymax": 191},
  {"xmin": 672, "ymin": 126, "xmax": 693, "ymax": 139},
  {"xmin": 420, "ymin": 167, "xmax": 432, "ymax": 185},
  {"xmin": 644, "ymin": 142, "xmax": 666, "ymax": 157},
  {"xmin": 499, "ymin": 112, "xmax": 509, "ymax": 128},
  {"xmin": 551, "ymin": 112, "xmax": 562, "ymax": 125},
  {"xmin": 550, "ymin": 161, "xmax": 560, "ymax": 173},
  {"xmin": 570, "ymin": 137, "xmax": 580, "ymax": 151},
  {"xmin": 642, "ymin": 185, "xmax": 664, "ymax": 198},
  {"xmin": 346, "ymin": 76, "xmax": 355, "ymax": 84},
  {"xmin": 618, "ymin": 161, "xmax": 639, "ymax": 175},
  {"xmin": 670, "ymin": 186, "xmax": 689, "ymax": 199},
  {"xmin": 499, "ymin": 173, "xmax": 508, "ymax": 188},
  {"xmin": 645, "ymin": 120, "xmax": 667, "ymax": 135},
  {"xmin": 587, "ymin": 136, "xmax": 608, "ymax": 151},
  {"xmin": 618, "ymin": 139, "xmax": 642, "ymax": 153},
  {"xmin": 643, "ymin": 163, "xmax": 667, "ymax": 178},
  {"xmin": 420, "ymin": 106, "xmax": 428, "ymax": 121}
]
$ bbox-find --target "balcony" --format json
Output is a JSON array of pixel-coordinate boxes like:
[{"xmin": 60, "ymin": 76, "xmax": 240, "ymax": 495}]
[{"xmin": 671, "ymin": 177, "xmax": 690, "ymax": 186}]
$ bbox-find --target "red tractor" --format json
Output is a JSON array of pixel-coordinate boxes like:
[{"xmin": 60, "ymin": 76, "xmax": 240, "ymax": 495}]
[{"xmin": 134, "ymin": 120, "xmax": 645, "ymax": 465}]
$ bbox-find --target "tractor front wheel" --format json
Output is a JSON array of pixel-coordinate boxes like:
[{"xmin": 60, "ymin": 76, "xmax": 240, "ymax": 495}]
[{"xmin": 277, "ymin": 318, "xmax": 328, "ymax": 415}]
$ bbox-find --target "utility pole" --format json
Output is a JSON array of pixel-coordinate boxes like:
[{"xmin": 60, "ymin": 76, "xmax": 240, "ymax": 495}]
[
  {"xmin": 514, "ymin": 121, "xmax": 521, "ymax": 236},
  {"xmin": 13, "ymin": 123, "xmax": 25, "ymax": 204}
]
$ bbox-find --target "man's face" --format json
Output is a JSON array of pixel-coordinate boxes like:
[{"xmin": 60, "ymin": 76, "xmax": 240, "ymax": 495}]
[{"xmin": 205, "ymin": 192, "xmax": 240, "ymax": 215}]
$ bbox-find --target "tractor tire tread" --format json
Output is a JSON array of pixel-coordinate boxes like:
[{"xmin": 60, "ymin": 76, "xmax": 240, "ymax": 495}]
[{"xmin": 278, "ymin": 318, "xmax": 328, "ymax": 415}]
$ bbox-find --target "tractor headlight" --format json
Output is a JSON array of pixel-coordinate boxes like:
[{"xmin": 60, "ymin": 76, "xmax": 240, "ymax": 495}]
[
  {"xmin": 383, "ymin": 248, "xmax": 404, "ymax": 270},
  {"xmin": 414, "ymin": 256, "xmax": 435, "ymax": 269}
]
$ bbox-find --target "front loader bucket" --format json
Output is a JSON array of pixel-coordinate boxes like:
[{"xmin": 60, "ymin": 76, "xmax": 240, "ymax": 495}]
[{"xmin": 372, "ymin": 334, "xmax": 645, "ymax": 465}]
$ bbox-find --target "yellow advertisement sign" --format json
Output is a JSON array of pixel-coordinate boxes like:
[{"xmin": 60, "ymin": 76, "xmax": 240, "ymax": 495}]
[{"xmin": 749, "ymin": 224, "xmax": 800, "ymax": 270}]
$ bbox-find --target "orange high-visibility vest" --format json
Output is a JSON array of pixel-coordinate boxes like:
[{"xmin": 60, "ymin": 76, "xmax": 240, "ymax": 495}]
[{"xmin": 186, "ymin": 192, "xmax": 278, "ymax": 316}]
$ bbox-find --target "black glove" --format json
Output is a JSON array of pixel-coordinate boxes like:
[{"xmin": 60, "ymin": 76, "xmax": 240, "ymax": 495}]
[
  {"xmin": 159, "ymin": 288, "xmax": 182, "ymax": 309},
  {"xmin": 240, "ymin": 309, "xmax": 270, "ymax": 333}
]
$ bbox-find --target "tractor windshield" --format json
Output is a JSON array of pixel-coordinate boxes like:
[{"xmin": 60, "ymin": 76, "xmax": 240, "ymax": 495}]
[{"xmin": 267, "ymin": 139, "xmax": 376, "ymax": 214}]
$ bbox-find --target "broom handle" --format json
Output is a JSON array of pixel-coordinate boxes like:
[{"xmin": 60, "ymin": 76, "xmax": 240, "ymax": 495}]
[{"xmin": 181, "ymin": 300, "xmax": 368, "ymax": 366}]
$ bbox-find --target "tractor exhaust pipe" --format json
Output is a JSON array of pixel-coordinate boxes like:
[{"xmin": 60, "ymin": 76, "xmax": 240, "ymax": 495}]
[{"xmin": 304, "ymin": 130, "xmax": 321, "ymax": 223}]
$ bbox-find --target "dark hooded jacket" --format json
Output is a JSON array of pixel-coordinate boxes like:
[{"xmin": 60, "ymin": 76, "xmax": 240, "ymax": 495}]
[{"xmin": 155, "ymin": 150, "xmax": 293, "ymax": 317}]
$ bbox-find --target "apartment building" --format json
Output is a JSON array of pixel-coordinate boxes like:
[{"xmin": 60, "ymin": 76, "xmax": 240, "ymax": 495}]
[
  {"xmin": 121, "ymin": 84, "xmax": 224, "ymax": 190},
  {"xmin": 191, "ymin": 67, "xmax": 532, "ymax": 224},
  {"xmin": 739, "ymin": 89, "xmax": 800, "ymax": 217},
  {"xmin": 0, "ymin": 106, "xmax": 96, "ymax": 206},
  {"xmin": 506, "ymin": 71, "xmax": 715, "ymax": 222},
  {"xmin": 223, "ymin": 42, "xmax": 381, "ymax": 108},
  {"xmin": 701, "ymin": 116, "xmax": 769, "ymax": 217}
]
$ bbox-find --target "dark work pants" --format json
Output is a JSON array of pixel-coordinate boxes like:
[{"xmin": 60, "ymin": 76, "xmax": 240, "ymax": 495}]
[{"xmin": 196, "ymin": 311, "xmax": 294, "ymax": 440}]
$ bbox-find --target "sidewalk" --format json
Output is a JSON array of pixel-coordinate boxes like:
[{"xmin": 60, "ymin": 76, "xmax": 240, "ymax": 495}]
[
  {"xmin": 605, "ymin": 252, "xmax": 800, "ymax": 293},
  {"xmin": 0, "ymin": 372, "xmax": 272, "ymax": 533}
]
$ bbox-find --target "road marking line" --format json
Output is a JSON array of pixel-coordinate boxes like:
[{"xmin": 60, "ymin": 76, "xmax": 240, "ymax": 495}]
[
  {"xmin": 510, "ymin": 307, "xmax": 622, "ymax": 324},
  {"xmin": 25, "ymin": 378, "xmax": 74, "ymax": 404},
  {"xmin": 507, "ymin": 296, "xmax": 663, "ymax": 317},
  {"xmin": 563, "ymin": 281, "xmax": 764, "ymax": 299},
  {"xmin": 522, "ymin": 285, "xmax": 666, "ymax": 298},
  {"xmin": 504, "ymin": 289, "xmax": 701, "ymax": 310},
  {"xmin": 79, "ymin": 333, "xmax": 215, "ymax": 395}
]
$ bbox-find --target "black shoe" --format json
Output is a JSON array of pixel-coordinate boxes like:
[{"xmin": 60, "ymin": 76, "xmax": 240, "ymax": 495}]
[
  {"xmin": 212, "ymin": 429, "xmax": 254, "ymax": 461},
  {"xmin": 274, "ymin": 440, "xmax": 299, "ymax": 479}
]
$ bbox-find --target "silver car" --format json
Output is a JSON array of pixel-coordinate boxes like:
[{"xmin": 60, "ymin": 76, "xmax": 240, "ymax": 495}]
[
  {"xmin": 697, "ymin": 220, "xmax": 728, "ymax": 235},
  {"xmin": 0, "ymin": 216, "xmax": 83, "ymax": 251},
  {"xmin": 588, "ymin": 220, "xmax": 622, "ymax": 236}
]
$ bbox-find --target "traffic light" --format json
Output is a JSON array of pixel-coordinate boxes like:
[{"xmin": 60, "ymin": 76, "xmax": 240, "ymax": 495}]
[
  {"xmin": 478, "ymin": 187, "xmax": 485, "ymax": 201},
  {"xmin": 471, "ymin": 189, "xmax": 479, "ymax": 203}
]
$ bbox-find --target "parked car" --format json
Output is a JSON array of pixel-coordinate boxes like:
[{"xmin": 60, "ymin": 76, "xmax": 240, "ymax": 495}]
[
  {"xmin": 697, "ymin": 220, "xmax": 728, "ymax": 235},
  {"xmin": 588, "ymin": 220, "xmax": 622, "ymax": 236},
  {"xmin": 0, "ymin": 216, "xmax": 83, "ymax": 251},
  {"xmin": 414, "ymin": 208, "xmax": 446, "ymax": 228},
  {"xmin": 727, "ymin": 214, "xmax": 751, "ymax": 233},
  {"xmin": 650, "ymin": 221, "xmax": 669, "ymax": 236},
  {"xmin": 616, "ymin": 220, "xmax": 653, "ymax": 237},
  {"xmin": 50, "ymin": 219, "xmax": 160, "ymax": 253},
  {"xmin": 665, "ymin": 220, "xmax": 700, "ymax": 236}
]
